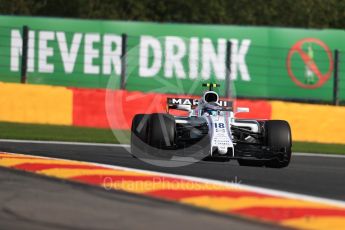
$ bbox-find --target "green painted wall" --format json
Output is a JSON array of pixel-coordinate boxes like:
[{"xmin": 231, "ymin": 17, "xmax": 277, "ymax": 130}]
[{"xmin": 0, "ymin": 15, "xmax": 344, "ymax": 102}]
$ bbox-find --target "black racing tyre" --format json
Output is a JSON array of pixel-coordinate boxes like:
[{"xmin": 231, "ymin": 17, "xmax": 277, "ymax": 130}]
[
  {"xmin": 265, "ymin": 148, "xmax": 291, "ymax": 168},
  {"xmin": 146, "ymin": 113, "xmax": 176, "ymax": 159},
  {"xmin": 264, "ymin": 120, "xmax": 292, "ymax": 168},
  {"xmin": 237, "ymin": 120, "xmax": 292, "ymax": 168},
  {"xmin": 131, "ymin": 114, "xmax": 150, "ymax": 142},
  {"xmin": 131, "ymin": 114, "xmax": 151, "ymax": 156},
  {"xmin": 148, "ymin": 113, "xmax": 176, "ymax": 148},
  {"xmin": 237, "ymin": 159, "xmax": 265, "ymax": 167},
  {"xmin": 265, "ymin": 120, "xmax": 291, "ymax": 148}
]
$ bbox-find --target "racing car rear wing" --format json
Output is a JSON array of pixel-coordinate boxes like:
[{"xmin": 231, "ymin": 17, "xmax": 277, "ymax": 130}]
[{"xmin": 167, "ymin": 97, "xmax": 233, "ymax": 112}]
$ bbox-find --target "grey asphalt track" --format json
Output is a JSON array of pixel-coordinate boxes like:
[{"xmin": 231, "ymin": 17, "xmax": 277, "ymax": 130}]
[
  {"xmin": 0, "ymin": 167, "xmax": 283, "ymax": 230},
  {"xmin": 0, "ymin": 140, "xmax": 345, "ymax": 201}
]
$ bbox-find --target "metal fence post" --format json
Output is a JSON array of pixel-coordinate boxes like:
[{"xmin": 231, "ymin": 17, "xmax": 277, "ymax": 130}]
[
  {"xmin": 20, "ymin": 25, "xmax": 29, "ymax": 83},
  {"xmin": 120, "ymin": 33, "xmax": 128, "ymax": 90},
  {"xmin": 225, "ymin": 40, "xmax": 232, "ymax": 98},
  {"xmin": 333, "ymin": 49, "xmax": 339, "ymax": 105}
]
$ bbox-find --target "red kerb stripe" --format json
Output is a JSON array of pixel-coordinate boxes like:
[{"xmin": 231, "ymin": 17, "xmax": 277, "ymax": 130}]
[{"xmin": 232, "ymin": 207, "xmax": 345, "ymax": 221}]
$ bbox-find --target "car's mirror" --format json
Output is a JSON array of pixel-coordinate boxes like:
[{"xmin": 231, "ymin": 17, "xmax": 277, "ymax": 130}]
[
  {"xmin": 236, "ymin": 107, "xmax": 250, "ymax": 113},
  {"xmin": 176, "ymin": 104, "xmax": 192, "ymax": 112}
]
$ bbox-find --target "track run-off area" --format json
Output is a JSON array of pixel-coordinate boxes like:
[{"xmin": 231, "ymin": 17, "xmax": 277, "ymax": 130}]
[{"xmin": 0, "ymin": 139, "xmax": 345, "ymax": 230}]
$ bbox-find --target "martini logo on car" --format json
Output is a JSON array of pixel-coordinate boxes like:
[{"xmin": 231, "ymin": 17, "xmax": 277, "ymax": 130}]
[
  {"xmin": 286, "ymin": 38, "xmax": 333, "ymax": 89},
  {"xmin": 168, "ymin": 98, "xmax": 231, "ymax": 107}
]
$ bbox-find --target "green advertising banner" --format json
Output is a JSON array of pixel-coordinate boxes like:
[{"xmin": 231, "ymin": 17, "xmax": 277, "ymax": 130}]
[{"xmin": 0, "ymin": 15, "xmax": 345, "ymax": 102}]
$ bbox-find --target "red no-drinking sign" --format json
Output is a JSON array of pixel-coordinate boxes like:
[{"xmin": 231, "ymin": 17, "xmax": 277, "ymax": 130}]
[{"xmin": 286, "ymin": 38, "xmax": 333, "ymax": 89}]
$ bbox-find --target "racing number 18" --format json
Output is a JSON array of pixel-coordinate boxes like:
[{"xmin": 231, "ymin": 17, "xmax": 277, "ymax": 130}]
[{"xmin": 214, "ymin": 123, "xmax": 225, "ymax": 128}]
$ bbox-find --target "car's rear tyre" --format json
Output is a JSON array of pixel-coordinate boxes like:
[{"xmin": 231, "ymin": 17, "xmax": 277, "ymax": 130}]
[
  {"xmin": 264, "ymin": 120, "xmax": 292, "ymax": 168},
  {"xmin": 131, "ymin": 114, "xmax": 150, "ymax": 157}
]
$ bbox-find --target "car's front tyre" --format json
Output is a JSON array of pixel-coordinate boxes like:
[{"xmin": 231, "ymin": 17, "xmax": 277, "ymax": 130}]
[
  {"xmin": 264, "ymin": 120, "xmax": 292, "ymax": 168},
  {"xmin": 147, "ymin": 113, "xmax": 176, "ymax": 159},
  {"xmin": 148, "ymin": 113, "xmax": 176, "ymax": 148},
  {"xmin": 237, "ymin": 120, "xmax": 292, "ymax": 168},
  {"xmin": 130, "ymin": 114, "xmax": 151, "ymax": 157},
  {"xmin": 237, "ymin": 159, "xmax": 265, "ymax": 167}
]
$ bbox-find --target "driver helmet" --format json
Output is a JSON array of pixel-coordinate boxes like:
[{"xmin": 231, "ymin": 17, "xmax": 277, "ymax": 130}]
[{"xmin": 202, "ymin": 102, "xmax": 222, "ymax": 116}]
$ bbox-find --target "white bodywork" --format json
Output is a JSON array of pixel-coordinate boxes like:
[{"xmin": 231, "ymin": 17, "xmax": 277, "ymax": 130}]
[
  {"xmin": 205, "ymin": 114, "xmax": 234, "ymax": 156},
  {"xmin": 173, "ymin": 91, "xmax": 260, "ymax": 156},
  {"xmin": 175, "ymin": 110, "xmax": 259, "ymax": 156}
]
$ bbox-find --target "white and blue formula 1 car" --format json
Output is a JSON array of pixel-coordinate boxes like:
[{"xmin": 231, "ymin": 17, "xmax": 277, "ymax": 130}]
[{"xmin": 131, "ymin": 83, "xmax": 292, "ymax": 168}]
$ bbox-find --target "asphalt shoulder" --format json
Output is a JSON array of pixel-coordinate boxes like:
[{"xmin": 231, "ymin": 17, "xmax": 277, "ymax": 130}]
[{"xmin": 0, "ymin": 167, "xmax": 282, "ymax": 230}]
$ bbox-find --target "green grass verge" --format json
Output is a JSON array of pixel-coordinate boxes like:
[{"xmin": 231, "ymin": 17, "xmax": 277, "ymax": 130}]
[
  {"xmin": 0, "ymin": 122, "xmax": 128, "ymax": 144},
  {"xmin": 292, "ymin": 142, "xmax": 345, "ymax": 155},
  {"xmin": 0, "ymin": 121, "xmax": 344, "ymax": 155}
]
